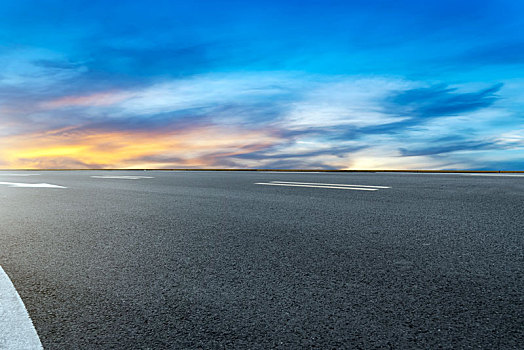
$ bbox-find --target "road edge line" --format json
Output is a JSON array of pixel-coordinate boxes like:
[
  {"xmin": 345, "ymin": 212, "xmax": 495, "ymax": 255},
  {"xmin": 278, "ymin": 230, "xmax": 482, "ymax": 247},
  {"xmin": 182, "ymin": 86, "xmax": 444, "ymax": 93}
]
[{"xmin": 0, "ymin": 266, "xmax": 43, "ymax": 349}]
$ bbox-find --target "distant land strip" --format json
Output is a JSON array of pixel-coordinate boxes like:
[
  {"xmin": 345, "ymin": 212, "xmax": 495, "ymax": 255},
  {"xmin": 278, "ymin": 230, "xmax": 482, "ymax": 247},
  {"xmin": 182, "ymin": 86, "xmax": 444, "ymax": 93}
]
[{"xmin": 1, "ymin": 169, "xmax": 524, "ymax": 173}]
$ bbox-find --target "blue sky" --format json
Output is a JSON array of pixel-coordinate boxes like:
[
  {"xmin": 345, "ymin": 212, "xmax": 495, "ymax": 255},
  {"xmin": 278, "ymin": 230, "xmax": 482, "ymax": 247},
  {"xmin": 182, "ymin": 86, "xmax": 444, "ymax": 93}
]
[{"xmin": 1, "ymin": 0, "xmax": 523, "ymax": 169}]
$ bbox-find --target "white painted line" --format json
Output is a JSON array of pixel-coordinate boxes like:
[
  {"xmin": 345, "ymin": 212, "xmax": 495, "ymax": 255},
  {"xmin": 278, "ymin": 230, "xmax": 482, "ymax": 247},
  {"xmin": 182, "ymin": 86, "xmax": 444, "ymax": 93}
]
[
  {"xmin": 0, "ymin": 182, "xmax": 66, "ymax": 188},
  {"xmin": 0, "ymin": 174, "xmax": 41, "ymax": 177},
  {"xmin": 90, "ymin": 176, "xmax": 154, "ymax": 180},
  {"xmin": 0, "ymin": 266, "xmax": 43, "ymax": 350},
  {"xmin": 258, "ymin": 172, "xmax": 324, "ymax": 174},
  {"xmin": 255, "ymin": 183, "xmax": 378, "ymax": 191},
  {"xmin": 270, "ymin": 181, "xmax": 391, "ymax": 189}
]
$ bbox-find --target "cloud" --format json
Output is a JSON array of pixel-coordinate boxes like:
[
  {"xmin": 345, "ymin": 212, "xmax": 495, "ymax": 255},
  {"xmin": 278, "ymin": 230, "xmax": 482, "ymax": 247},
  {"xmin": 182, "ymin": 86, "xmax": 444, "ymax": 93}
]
[
  {"xmin": 234, "ymin": 144, "xmax": 365, "ymax": 160},
  {"xmin": 0, "ymin": 69, "xmax": 521, "ymax": 170},
  {"xmin": 475, "ymin": 159, "xmax": 524, "ymax": 171},
  {"xmin": 249, "ymin": 158, "xmax": 339, "ymax": 170},
  {"xmin": 348, "ymin": 83, "xmax": 502, "ymax": 137},
  {"xmin": 399, "ymin": 140, "xmax": 496, "ymax": 156},
  {"xmin": 16, "ymin": 157, "xmax": 100, "ymax": 169},
  {"xmin": 0, "ymin": 123, "xmax": 284, "ymax": 169},
  {"xmin": 280, "ymin": 78, "xmax": 412, "ymax": 130},
  {"xmin": 388, "ymin": 83, "xmax": 502, "ymax": 118},
  {"xmin": 33, "ymin": 59, "xmax": 85, "ymax": 70},
  {"xmin": 40, "ymin": 90, "xmax": 135, "ymax": 109}
]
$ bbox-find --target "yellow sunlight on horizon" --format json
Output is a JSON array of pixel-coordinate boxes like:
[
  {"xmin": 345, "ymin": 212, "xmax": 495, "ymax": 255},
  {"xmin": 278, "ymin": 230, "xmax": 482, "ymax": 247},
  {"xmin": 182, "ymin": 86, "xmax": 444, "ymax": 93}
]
[{"xmin": 0, "ymin": 126, "xmax": 282, "ymax": 169}]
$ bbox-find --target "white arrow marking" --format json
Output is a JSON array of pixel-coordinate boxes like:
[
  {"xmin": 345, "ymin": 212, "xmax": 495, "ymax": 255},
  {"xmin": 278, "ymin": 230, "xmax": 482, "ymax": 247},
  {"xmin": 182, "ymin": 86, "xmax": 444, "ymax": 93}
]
[
  {"xmin": 0, "ymin": 182, "xmax": 66, "ymax": 188},
  {"xmin": 90, "ymin": 176, "xmax": 154, "ymax": 180},
  {"xmin": 0, "ymin": 266, "xmax": 43, "ymax": 349}
]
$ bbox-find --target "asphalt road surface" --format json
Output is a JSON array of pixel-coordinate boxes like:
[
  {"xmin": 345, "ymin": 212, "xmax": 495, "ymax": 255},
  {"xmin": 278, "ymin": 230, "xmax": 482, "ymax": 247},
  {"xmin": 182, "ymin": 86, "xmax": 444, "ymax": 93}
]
[{"xmin": 0, "ymin": 171, "xmax": 522, "ymax": 349}]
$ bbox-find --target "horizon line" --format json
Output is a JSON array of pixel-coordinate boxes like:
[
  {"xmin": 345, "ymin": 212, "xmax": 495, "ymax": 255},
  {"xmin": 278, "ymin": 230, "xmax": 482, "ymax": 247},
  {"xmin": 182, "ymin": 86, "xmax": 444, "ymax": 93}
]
[{"xmin": 1, "ymin": 169, "xmax": 523, "ymax": 173}]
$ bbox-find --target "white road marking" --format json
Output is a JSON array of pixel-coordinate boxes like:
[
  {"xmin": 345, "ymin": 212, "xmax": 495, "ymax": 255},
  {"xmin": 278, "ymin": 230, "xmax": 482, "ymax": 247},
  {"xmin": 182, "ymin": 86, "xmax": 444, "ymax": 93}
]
[
  {"xmin": 269, "ymin": 181, "xmax": 391, "ymax": 189},
  {"xmin": 0, "ymin": 174, "xmax": 40, "ymax": 177},
  {"xmin": 90, "ymin": 176, "xmax": 154, "ymax": 180},
  {"xmin": 258, "ymin": 172, "xmax": 324, "ymax": 174},
  {"xmin": 255, "ymin": 182, "xmax": 378, "ymax": 191},
  {"xmin": 0, "ymin": 182, "xmax": 66, "ymax": 188},
  {"xmin": 0, "ymin": 266, "xmax": 43, "ymax": 350}
]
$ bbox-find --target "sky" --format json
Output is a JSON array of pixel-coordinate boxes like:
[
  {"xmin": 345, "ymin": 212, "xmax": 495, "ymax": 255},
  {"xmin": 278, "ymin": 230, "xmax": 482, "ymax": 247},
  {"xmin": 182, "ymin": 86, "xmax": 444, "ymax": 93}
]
[{"xmin": 0, "ymin": 0, "xmax": 523, "ymax": 170}]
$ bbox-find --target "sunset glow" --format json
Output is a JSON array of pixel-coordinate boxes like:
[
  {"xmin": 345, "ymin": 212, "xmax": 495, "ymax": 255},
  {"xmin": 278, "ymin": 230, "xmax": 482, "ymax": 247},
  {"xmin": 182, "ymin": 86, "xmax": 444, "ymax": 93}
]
[{"xmin": 1, "ymin": 125, "xmax": 283, "ymax": 169}]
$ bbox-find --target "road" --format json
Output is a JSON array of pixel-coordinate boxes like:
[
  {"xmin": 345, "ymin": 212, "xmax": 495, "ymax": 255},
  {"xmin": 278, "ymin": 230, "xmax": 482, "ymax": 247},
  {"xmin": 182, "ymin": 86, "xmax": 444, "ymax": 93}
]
[{"xmin": 0, "ymin": 170, "xmax": 522, "ymax": 349}]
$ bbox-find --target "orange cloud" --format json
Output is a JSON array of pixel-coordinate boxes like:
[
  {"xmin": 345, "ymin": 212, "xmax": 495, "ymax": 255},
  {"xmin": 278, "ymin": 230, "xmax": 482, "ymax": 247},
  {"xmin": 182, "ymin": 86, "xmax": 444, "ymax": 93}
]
[{"xmin": 0, "ymin": 125, "xmax": 282, "ymax": 169}]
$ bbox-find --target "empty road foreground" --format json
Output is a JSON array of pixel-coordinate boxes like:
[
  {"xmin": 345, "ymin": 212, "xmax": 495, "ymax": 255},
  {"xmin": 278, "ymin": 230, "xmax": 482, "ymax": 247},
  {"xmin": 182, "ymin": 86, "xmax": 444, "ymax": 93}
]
[{"xmin": 0, "ymin": 170, "xmax": 522, "ymax": 349}]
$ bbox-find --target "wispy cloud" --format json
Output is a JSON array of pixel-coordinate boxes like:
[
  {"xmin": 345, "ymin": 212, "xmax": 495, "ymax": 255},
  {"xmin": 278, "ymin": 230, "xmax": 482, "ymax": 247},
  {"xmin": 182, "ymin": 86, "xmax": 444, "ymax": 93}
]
[
  {"xmin": 40, "ymin": 91, "xmax": 135, "ymax": 109},
  {"xmin": 388, "ymin": 83, "xmax": 502, "ymax": 118},
  {"xmin": 399, "ymin": 140, "xmax": 496, "ymax": 157}
]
